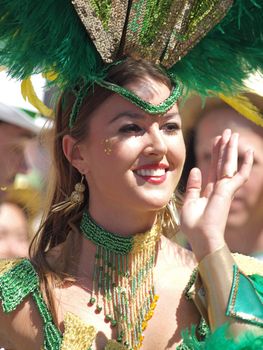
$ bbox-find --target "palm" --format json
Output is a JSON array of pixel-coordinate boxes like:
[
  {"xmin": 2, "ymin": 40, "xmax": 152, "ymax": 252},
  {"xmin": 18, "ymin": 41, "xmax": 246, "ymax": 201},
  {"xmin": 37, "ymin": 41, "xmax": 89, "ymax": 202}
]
[{"xmin": 180, "ymin": 130, "xmax": 253, "ymax": 261}]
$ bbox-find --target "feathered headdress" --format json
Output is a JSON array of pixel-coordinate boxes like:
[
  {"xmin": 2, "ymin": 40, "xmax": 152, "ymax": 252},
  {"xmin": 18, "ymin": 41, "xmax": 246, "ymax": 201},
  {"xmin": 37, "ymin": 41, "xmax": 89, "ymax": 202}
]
[{"xmin": 0, "ymin": 0, "xmax": 262, "ymax": 121}]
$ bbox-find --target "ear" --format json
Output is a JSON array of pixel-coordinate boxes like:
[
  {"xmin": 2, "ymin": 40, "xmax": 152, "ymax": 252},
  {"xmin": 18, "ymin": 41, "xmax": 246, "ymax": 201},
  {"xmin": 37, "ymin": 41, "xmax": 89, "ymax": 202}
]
[{"xmin": 62, "ymin": 134, "xmax": 87, "ymax": 173}]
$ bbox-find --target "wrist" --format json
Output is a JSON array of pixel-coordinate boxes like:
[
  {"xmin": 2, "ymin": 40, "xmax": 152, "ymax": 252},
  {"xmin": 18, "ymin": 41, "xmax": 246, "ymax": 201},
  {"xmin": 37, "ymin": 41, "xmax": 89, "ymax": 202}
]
[{"xmin": 191, "ymin": 238, "xmax": 226, "ymax": 262}]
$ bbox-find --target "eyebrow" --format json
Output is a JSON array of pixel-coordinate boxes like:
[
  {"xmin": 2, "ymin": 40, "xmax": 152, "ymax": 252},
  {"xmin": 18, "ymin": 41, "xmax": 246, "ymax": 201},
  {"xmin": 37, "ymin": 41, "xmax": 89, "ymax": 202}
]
[{"xmin": 109, "ymin": 111, "xmax": 181, "ymax": 124}]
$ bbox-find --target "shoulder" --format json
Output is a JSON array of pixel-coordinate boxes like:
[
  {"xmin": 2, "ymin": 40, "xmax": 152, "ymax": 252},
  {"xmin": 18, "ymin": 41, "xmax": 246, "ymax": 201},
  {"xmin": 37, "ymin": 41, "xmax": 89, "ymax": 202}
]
[
  {"xmin": 159, "ymin": 235, "xmax": 196, "ymax": 269},
  {"xmin": 0, "ymin": 258, "xmax": 44, "ymax": 349},
  {"xmin": 155, "ymin": 236, "xmax": 196, "ymax": 292}
]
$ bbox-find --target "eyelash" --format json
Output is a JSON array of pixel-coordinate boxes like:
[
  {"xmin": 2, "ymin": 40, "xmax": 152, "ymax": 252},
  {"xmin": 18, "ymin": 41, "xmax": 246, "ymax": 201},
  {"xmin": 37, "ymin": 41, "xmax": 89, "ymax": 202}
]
[{"xmin": 119, "ymin": 123, "xmax": 180, "ymax": 134}]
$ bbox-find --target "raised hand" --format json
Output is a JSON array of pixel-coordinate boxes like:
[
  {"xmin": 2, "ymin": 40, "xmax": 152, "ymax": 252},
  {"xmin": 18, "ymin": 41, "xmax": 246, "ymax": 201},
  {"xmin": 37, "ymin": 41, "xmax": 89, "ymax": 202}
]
[{"xmin": 180, "ymin": 129, "xmax": 254, "ymax": 261}]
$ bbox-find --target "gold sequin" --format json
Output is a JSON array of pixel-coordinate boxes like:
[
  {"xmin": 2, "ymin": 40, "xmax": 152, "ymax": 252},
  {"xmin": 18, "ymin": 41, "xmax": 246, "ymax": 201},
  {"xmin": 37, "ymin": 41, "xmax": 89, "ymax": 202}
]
[
  {"xmin": 60, "ymin": 312, "xmax": 96, "ymax": 350},
  {"xmin": 105, "ymin": 340, "xmax": 127, "ymax": 350},
  {"xmin": 233, "ymin": 253, "xmax": 263, "ymax": 276},
  {"xmin": 71, "ymin": 0, "xmax": 128, "ymax": 62},
  {"xmin": 71, "ymin": 1, "xmax": 233, "ymax": 67}
]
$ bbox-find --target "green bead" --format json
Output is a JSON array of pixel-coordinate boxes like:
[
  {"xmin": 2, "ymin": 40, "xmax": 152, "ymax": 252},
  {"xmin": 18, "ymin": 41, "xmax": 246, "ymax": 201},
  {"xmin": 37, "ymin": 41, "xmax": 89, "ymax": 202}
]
[
  {"xmin": 89, "ymin": 297, "xmax": 96, "ymax": 305},
  {"xmin": 105, "ymin": 314, "xmax": 112, "ymax": 321},
  {"xmin": 117, "ymin": 336, "xmax": 123, "ymax": 343},
  {"xmin": 111, "ymin": 319, "xmax": 117, "ymax": 327},
  {"xmin": 80, "ymin": 212, "xmax": 133, "ymax": 254},
  {"xmin": 96, "ymin": 305, "xmax": 103, "ymax": 313}
]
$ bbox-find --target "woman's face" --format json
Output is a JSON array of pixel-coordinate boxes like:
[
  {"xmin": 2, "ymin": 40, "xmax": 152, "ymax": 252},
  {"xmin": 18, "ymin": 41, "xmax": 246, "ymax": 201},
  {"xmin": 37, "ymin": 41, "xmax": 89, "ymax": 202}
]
[{"xmin": 77, "ymin": 76, "xmax": 185, "ymax": 216}]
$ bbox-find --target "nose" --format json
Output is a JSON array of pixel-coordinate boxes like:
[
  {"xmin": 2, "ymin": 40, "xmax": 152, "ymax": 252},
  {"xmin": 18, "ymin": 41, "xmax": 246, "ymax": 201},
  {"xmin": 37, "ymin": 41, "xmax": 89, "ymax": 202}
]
[
  {"xmin": 16, "ymin": 152, "xmax": 29, "ymax": 175},
  {"xmin": 143, "ymin": 126, "xmax": 167, "ymax": 156}
]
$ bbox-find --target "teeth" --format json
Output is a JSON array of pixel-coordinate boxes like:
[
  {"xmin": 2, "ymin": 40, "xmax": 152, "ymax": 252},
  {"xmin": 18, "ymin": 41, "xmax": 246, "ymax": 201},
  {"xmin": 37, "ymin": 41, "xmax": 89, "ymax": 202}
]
[{"xmin": 135, "ymin": 168, "xmax": 166, "ymax": 176}]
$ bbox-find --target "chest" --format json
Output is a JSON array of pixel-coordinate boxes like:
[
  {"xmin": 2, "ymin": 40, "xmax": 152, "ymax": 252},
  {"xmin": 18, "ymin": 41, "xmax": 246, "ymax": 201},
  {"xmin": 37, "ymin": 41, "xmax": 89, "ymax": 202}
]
[{"xmin": 8, "ymin": 272, "xmax": 199, "ymax": 350}]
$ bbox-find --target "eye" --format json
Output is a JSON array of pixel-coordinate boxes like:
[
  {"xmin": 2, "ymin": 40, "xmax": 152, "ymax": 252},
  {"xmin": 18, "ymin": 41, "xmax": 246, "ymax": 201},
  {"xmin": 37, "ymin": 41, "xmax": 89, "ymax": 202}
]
[
  {"xmin": 161, "ymin": 122, "xmax": 180, "ymax": 134},
  {"xmin": 119, "ymin": 124, "xmax": 143, "ymax": 134}
]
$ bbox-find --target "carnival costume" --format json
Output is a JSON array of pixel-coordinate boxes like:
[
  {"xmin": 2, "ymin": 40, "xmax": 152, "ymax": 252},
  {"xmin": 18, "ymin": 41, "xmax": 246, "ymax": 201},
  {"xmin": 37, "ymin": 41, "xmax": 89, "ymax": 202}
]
[{"xmin": 0, "ymin": 1, "xmax": 263, "ymax": 349}]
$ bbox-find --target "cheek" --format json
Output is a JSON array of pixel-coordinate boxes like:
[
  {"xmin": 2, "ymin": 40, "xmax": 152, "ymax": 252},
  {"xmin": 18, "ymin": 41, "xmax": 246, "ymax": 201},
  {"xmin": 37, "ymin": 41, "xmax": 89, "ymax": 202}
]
[
  {"xmin": 169, "ymin": 138, "xmax": 186, "ymax": 166},
  {"xmin": 239, "ymin": 167, "xmax": 263, "ymax": 204}
]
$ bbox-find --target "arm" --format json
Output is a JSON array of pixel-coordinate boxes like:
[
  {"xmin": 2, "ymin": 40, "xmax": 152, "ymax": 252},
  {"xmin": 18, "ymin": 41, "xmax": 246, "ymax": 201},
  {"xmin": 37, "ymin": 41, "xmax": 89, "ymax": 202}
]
[{"xmin": 181, "ymin": 129, "xmax": 262, "ymax": 334}]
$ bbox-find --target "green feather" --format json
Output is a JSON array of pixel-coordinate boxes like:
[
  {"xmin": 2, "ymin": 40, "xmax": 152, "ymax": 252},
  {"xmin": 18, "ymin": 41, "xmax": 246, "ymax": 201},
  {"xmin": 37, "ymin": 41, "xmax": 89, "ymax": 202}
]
[
  {"xmin": 169, "ymin": 0, "xmax": 263, "ymax": 96},
  {"xmin": 0, "ymin": 0, "xmax": 262, "ymax": 96},
  {"xmin": 180, "ymin": 324, "xmax": 263, "ymax": 349},
  {"xmin": 0, "ymin": 0, "xmax": 103, "ymax": 87}
]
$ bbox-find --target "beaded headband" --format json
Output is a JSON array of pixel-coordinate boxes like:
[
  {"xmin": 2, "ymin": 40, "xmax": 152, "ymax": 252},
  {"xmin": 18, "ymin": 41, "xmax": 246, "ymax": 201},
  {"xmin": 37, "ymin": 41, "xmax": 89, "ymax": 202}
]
[
  {"xmin": 0, "ymin": 1, "xmax": 262, "ymax": 128},
  {"xmin": 69, "ymin": 76, "xmax": 183, "ymax": 128}
]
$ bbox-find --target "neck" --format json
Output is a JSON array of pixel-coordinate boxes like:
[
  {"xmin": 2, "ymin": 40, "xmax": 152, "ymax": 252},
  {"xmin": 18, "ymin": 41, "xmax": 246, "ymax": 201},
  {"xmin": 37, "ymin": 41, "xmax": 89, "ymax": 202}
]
[
  {"xmin": 88, "ymin": 202, "xmax": 158, "ymax": 237},
  {"xmin": 225, "ymin": 220, "xmax": 263, "ymax": 256}
]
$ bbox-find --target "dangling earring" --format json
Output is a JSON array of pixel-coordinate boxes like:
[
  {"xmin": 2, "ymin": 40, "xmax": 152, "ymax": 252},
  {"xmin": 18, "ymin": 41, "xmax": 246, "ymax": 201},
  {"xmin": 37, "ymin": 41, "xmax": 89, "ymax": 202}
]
[
  {"xmin": 166, "ymin": 195, "xmax": 180, "ymax": 227},
  {"xmin": 51, "ymin": 175, "xmax": 86, "ymax": 213}
]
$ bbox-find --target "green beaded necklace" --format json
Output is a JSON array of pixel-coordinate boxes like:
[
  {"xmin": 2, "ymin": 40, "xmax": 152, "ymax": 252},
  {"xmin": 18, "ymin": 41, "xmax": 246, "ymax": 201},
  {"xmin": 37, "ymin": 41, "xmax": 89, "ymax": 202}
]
[{"xmin": 80, "ymin": 211, "xmax": 161, "ymax": 350}]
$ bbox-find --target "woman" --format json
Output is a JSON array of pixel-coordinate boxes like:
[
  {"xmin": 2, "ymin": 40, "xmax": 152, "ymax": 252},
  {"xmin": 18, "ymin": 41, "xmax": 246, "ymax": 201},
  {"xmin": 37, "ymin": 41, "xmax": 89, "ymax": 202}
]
[{"xmin": 0, "ymin": 59, "xmax": 262, "ymax": 350}]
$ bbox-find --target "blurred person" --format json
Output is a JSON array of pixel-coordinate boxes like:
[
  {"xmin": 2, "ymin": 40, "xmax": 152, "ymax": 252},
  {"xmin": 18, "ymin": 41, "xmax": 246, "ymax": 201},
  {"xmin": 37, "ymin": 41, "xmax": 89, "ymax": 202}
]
[
  {"xmin": 0, "ymin": 201, "xmax": 29, "ymax": 258},
  {"xmin": 0, "ymin": 103, "xmax": 46, "ymax": 200},
  {"xmin": 181, "ymin": 93, "xmax": 263, "ymax": 259},
  {"xmin": 0, "ymin": 185, "xmax": 42, "ymax": 258}
]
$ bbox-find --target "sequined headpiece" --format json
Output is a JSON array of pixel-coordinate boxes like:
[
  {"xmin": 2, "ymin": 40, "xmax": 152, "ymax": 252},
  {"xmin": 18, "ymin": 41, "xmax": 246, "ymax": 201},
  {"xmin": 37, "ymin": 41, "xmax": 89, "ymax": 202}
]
[{"xmin": 0, "ymin": 0, "xmax": 262, "ymax": 126}]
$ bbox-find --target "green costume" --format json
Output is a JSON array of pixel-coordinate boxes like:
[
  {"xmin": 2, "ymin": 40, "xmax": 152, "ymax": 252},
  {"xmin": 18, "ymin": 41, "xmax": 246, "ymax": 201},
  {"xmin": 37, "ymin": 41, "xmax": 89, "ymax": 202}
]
[{"xmin": 0, "ymin": 252, "xmax": 262, "ymax": 350}]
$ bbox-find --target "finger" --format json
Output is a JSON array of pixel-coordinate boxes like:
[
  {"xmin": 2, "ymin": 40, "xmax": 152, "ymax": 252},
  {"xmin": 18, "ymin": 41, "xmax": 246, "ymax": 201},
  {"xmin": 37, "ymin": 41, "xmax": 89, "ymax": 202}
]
[
  {"xmin": 232, "ymin": 148, "xmax": 254, "ymax": 188},
  {"xmin": 221, "ymin": 132, "xmax": 239, "ymax": 178},
  {"xmin": 184, "ymin": 167, "xmax": 202, "ymax": 202},
  {"xmin": 203, "ymin": 136, "xmax": 221, "ymax": 197},
  {"xmin": 217, "ymin": 129, "xmax": 231, "ymax": 179}
]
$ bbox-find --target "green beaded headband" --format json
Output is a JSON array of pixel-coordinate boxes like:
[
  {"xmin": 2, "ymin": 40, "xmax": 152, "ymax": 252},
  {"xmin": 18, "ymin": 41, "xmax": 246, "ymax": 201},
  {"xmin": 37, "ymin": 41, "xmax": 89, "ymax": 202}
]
[{"xmin": 69, "ymin": 74, "xmax": 182, "ymax": 128}]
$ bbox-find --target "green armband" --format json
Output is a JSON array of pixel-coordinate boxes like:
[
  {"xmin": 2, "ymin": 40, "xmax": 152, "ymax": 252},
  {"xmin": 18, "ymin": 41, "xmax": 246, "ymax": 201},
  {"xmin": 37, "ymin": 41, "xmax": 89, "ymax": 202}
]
[{"xmin": 226, "ymin": 264, "xmax": 263, "ymax": 327}]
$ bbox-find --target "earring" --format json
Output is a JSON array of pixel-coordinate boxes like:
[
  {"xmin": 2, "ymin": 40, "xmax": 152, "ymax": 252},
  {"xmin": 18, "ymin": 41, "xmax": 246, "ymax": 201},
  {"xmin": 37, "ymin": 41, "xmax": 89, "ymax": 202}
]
[
  {"xmin": 167, "ymin": 195, "xmax": 180, "ymax": 226},
  {"xmin": 103, "ymin": 138, "xmax": 112, "ymax": 155},
  {"xmin": 51, "ymin": 175, "xmax": 86, "ymax": 213},
  {"xmin": 70, "ymin": 175, "xmax": 86, "ymax": 204}
]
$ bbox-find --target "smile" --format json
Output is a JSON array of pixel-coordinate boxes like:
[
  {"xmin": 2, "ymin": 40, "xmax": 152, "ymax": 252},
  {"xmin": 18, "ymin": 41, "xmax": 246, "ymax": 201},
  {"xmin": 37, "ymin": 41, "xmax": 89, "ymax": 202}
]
[{"xmin": 133, "ymin": 163, "xmax": 168, "ymax": 184}]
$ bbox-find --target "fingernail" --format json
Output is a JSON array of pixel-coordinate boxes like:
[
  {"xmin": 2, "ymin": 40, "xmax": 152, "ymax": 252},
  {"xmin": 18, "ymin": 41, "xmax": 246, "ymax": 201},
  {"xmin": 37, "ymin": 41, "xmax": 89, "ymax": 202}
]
[{"xmin": 247, "ymin": 148, "xmax": 254, "ymax": 156}]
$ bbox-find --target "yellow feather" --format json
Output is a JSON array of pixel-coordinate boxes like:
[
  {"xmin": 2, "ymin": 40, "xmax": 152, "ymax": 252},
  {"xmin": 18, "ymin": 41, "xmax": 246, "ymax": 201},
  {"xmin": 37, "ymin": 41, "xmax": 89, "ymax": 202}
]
[
  {"xmin": 43, "ymin": 71, "xmax": 58, "ymax": 81},
  {"xmin": 219, "ymin": 93, "xmax": 263, "ymax": 127},
  {"xmin": 20, "ymin": 77, "xmax": 54, "ymax": 118}
]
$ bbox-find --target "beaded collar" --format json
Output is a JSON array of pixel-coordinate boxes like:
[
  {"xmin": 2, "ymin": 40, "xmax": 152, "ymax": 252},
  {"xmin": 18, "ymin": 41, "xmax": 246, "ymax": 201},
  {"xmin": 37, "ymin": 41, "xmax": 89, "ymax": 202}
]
[{"xmin": 80, "ymin": 211, "xmax": 161, "ymax": 350}]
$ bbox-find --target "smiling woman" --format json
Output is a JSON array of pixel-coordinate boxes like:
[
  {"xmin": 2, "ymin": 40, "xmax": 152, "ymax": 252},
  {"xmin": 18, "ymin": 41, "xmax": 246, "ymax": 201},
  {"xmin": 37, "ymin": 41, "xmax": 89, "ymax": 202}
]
[
  {"xmin": 0, "ymin": 58, "xmax": 262, "ymax": 350},
  {"xmin": 0, "ymin": 1, "xmax": 263, "ymax": 350}
]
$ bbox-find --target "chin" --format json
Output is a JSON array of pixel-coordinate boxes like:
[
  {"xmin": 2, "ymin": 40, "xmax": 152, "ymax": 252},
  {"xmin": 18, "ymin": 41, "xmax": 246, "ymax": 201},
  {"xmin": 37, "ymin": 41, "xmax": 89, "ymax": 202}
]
[
  {"xmin": 138, "ymin": 195, "xmax": 170, "ymax": 211},
  {"xmin": 227, "ymin": 213, "xmax": 249, "ymax": 229}
]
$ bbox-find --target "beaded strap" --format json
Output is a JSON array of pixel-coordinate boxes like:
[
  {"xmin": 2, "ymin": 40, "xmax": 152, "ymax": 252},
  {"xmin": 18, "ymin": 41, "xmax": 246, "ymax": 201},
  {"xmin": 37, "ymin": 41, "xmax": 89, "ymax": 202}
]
[
  {"xmin": 32, "ymin": 289, "xmax": 62, "ymax": 350},
  {"xmin": 80, "ymin": 211, "xmax": 133, "ymax": 255},
  {"xmin": 0, "ymin": 259, "xmax": 62, "ymax": 350},
  {"xmin": 0, "ymin": 259, "xmax": 39, "ymax": 312}
]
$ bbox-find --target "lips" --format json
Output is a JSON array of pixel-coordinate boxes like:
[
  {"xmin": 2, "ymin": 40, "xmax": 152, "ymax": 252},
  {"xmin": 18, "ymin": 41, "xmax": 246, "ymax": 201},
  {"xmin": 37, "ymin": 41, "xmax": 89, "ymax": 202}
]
[{"xmin": 133, "ymin": 163, "xmax": 169, "ymax": 184}]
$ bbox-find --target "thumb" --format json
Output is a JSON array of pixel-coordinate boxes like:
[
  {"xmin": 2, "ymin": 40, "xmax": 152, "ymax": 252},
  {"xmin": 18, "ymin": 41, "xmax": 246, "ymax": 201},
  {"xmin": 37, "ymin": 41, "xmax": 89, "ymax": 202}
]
[{"xmin": 184, "ymin": 168, "xmax": 202, "ymax": 202}]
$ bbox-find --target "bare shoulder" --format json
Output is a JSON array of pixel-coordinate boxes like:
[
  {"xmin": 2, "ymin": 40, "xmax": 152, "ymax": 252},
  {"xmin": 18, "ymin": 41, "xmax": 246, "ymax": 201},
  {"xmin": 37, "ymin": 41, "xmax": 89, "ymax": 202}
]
[
  {"xmin": 0, "ymin": 296, "xmax": 43, "ymax": 350},
  {"xmin": 157, "ymin": 235, "xmax": 196, "ymax": 271},
  {"xmin": 155, "ymin": 235, "xmax": 197, "ymax": 295}
]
